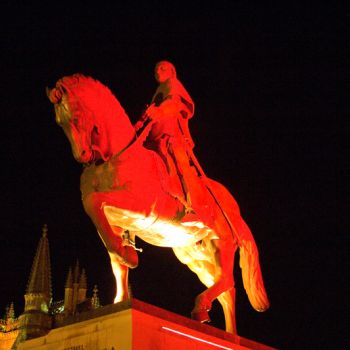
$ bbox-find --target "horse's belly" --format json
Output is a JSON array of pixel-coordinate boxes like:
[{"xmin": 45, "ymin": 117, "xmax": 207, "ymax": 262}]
[{"xmin": 104, "ymin": 205, "xmax": 211, "ymax": 247}]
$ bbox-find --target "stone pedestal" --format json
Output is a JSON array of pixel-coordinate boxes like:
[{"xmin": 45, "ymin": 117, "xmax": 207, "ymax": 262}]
[{"xmin": 18, "ymin": 299, "xmax": 277, "ymax": 350}]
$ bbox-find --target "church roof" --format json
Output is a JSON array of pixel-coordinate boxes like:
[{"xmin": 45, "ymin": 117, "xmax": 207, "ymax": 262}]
[{"xmin": 26, "ymin": 224, "xmax": 52, "ymax": 299}]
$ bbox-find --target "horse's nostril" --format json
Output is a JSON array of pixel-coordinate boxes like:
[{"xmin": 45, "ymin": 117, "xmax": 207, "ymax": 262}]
[{"xmin": 82, "ymin": 150, "xmax": 86, "ymax": 156}]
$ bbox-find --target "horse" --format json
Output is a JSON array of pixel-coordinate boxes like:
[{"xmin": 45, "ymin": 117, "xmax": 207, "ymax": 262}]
[{"xmin": 47, "ymin": 73, "xmax": 269, "ymax": 334}]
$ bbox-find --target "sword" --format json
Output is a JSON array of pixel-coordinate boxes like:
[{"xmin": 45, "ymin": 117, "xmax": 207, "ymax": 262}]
[{"xmin": 186, "ymin": 146, "xmax": 242, "ymax": 245}]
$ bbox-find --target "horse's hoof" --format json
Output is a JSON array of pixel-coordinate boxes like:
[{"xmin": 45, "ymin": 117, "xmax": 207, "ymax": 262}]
[
  {"xmin": 118, "ymin": 246, "xmax": 139, "ymax": 268},
  {"xmin": 191, "ymin": 309, "xmax": 211, "ymax": 323}
]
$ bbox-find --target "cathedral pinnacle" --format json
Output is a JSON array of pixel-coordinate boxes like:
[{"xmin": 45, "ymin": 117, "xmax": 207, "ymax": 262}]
[
  {"xmin": 91, "ymin": 285, "xmax": 100, "ymax": 309},
  {"xmin": 42, "ymin": 224, "xmax": 48, "ymax": 238},
  {"xmin": 14, "ymin": 225, "xmax": 53, "ymax": 346},
  {"xmin": 79, "ymin": 269, "xmax": 87, "ymax": 289},
  {"xmin": 73, "ymin": 260, "xmax": 80, "ymax": 284},
  {"xmin": 7, "ymin": 303, "xmax": 15, "ymax": 320},
  {"xmin": 26, "ymin": 225, "xmax": 52, "ymax": 300},
  {"xmin": 65, "ymin": 267, "xmax": 73, "ymax": 288}
]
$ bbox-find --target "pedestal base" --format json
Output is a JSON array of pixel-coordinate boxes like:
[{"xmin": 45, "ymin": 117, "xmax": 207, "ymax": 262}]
[{"xmin": 18, "ymin": 299, "xmax": 277, "ymax": 350}]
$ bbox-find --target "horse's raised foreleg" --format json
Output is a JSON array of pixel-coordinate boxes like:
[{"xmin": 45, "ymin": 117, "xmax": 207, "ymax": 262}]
[
  {"xmin": 83, "ymin": 192, "xmax": 138, "ymax": 303},
  {"xmin": 108, "ymin": 252, "xmax": 129, "ymax": 302},
  {"xmin": 83, "ymin": 192, "xmax": 139, "ymax": 268}
]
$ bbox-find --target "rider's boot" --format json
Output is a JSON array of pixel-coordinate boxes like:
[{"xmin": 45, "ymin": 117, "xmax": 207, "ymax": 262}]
[{"xmin": 180, "ymin": 182, "xmax": 214, "ymax": 229}]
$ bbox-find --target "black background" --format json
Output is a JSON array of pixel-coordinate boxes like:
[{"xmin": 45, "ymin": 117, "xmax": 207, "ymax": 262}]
[{"xmin": 1, "ymin": 2, "xmax": 346, "ymax": 349}]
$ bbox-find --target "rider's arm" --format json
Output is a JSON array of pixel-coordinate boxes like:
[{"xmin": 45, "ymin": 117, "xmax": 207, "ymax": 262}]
[{"xmin": 146, "ymin": 95, "xmax": 188, "ymax": 120}]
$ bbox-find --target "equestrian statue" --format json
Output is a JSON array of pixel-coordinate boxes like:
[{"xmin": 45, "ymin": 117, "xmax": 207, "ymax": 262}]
[{"xmin": 47, "ymin": 61, "xmax": 269, "ymax": 334}]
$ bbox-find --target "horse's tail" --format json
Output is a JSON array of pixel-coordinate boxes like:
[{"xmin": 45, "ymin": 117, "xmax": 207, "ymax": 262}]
[
  {"xmin": 208, "ymin": 179, "xmax": 270, "ymax": 312},
  {"xmin": 237, "ymin": 222, "xmax": 270, "ymax": 311}
]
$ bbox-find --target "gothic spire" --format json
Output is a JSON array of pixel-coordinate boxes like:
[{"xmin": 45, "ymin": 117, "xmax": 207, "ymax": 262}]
[
  {"xmin": 7, "ymin": 302, "xmax": 15, "ymax": 320},
  {"xmin": 26, "ymin": 224, "xmax": 52, "ymax": 300},
  {"xmin": 14, "ymin": 225, "xmax": 53, "ymax": 346},
  {"xmin": 73, "ymin": 260, "xmax": 80, "ymax": 283},
  {"xmin": 65, "ymin": 267, "xmax": 73, "ymax": 288},
  {"xmin": 91, "ymin": 285, "xmax": 100, "ymax": 309},
  {"xmin": 79, "ymin": 268, "xmax": 87, "ymax": 289}
]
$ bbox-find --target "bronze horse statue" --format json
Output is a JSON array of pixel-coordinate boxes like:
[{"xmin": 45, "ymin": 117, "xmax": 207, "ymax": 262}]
[{"xmin": 48, "ymin": 74, "xmax": 269, "ymax": 334}]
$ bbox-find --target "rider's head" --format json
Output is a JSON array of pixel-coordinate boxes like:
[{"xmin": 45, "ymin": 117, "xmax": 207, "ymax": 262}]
[{"xmin": 154, "ymin": 61, "xmax": 176, "ymax": 83}]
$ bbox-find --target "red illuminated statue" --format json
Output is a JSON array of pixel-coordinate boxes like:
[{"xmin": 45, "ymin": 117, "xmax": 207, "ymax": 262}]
[{"xmin": 48, "ymin": 66, "xmax": 269, "ymax": 334}]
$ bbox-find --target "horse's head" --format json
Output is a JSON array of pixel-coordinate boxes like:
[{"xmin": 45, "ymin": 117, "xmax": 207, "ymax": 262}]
[
  {"xmin": 47, "ymin": 75, "xmax": 96, "ymax": 163},
  {"xmin": 48, "ymin": 74, "xmax": 135, "ymax": 164}
]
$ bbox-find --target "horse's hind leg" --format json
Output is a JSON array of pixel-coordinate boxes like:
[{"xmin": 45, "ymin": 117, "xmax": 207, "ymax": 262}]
[
  {"xmin": 173, "ymin": 238, "xmax": 237, "ymax": 333},
  {"xmin": 218, "ymin": 287, "xmax": 236, "ymax": 334},
  {"xmin": 191, "ymin": 238, "xmax": 236, "ymax": 330}
]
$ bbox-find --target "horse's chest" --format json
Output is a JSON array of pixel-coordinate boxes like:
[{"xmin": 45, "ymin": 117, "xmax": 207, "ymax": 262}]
[{"xmin": 80, "ymin": 161, "xmax": 121, "ymax": 196}]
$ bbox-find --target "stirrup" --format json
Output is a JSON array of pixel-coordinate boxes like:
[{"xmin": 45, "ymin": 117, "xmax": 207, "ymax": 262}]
[
  {"xmin": 122, "ymin": 231, "xmax": 143, "ymax": 252},
  {"xmin": 173, "ymin": 194, "xmax": 193, "ymax": 213}
]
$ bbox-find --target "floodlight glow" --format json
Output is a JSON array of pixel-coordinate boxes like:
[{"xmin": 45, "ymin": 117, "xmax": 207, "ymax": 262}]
[{"xmin": 161, "ymin": 326, "xmax": 233, "ymax": 349}]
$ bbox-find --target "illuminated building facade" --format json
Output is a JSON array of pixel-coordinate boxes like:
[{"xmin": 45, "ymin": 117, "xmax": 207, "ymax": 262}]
[
  {"xmin": 0, "ymin": 304, "xmax": 19, "ymax": 350},
  {"xmin": 0, "ymin": 225, "xmax": 100, "ymax": 350}
]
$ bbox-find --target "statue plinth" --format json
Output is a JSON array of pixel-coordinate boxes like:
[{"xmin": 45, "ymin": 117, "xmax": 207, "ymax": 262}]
[{"xmin": 18, "ymin": 299, "xmax": 277, "ymax": 350}]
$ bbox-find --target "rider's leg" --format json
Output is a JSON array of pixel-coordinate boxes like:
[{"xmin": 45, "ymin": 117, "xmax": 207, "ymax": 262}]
[
  {"xmin": 169, "ymin": 142, "xmax": 213, "ymax": 225},
  {"xmin": 168, "ymin": 141, "xmax": 194, "ymax": 206},
  {"xmin": 156, "ymin": 136, "xmax": 188, "ymax": 207}
]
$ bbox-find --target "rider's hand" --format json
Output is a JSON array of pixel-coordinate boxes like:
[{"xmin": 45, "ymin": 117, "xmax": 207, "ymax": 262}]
[
  {"xmin": 134, "ymin": 120, "xmax": 143, "ymax": 131},
  {"xmin": 146, "ymin": 104, "xmax": 163, "ymax": 120}
]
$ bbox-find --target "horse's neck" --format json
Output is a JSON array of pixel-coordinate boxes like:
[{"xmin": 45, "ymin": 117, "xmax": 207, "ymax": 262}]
[{"xmin": 95, "ymin": 109, "xmax": 135, "ymax": 160}]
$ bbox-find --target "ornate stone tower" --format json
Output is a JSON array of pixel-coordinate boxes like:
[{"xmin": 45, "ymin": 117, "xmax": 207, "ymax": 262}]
[
  {"xmin": 63, "ymin": 261, "xmax": 88, "ymax": 316},
  {"xmin": 1, "ymin": 224, "xmax": 102, "ymax": 350},
  {"xmin": 0, "ymin": 303, "xmax": 19, "ymax": 350},
  {"xmin": 15, "ymin": 225, "xmax": 52, "ymax": 346}
]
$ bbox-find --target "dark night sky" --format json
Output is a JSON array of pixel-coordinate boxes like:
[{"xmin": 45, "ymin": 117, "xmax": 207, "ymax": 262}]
[{"xmin": 0, "ymin": 2, "xmax": 346, "ymax": 349}]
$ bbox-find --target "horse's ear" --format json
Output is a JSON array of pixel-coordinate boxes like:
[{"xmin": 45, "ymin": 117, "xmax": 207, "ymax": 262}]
[
  {"xmin": 45, "ymin": 86, "xmax": 51, "ymax": 100},
  {"xmin": 47, "ymin": 86, "xmax": 63, "ymax": 104}
]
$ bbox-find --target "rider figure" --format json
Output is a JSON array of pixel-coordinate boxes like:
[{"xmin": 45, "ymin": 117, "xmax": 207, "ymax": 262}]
[{"xmin": 135, "ymin": 61, "xmax": 212, "ymax": 226}]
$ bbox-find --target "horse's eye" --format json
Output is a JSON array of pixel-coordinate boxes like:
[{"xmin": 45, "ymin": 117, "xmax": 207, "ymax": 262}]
[{"xmin": 72, "ymin": 117, "xmax": 79, "ymax": 127}]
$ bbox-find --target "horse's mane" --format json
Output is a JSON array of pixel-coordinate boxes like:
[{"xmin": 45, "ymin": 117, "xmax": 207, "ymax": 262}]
[{"xmin": 56, "ymin": 74, "xmax": 129, "ymax": 123}]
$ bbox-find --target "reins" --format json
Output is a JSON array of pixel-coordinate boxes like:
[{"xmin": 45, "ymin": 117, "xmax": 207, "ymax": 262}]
[{"xmin": 113, "ymin": 119, "xmax": 155, "ymax": 158}]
